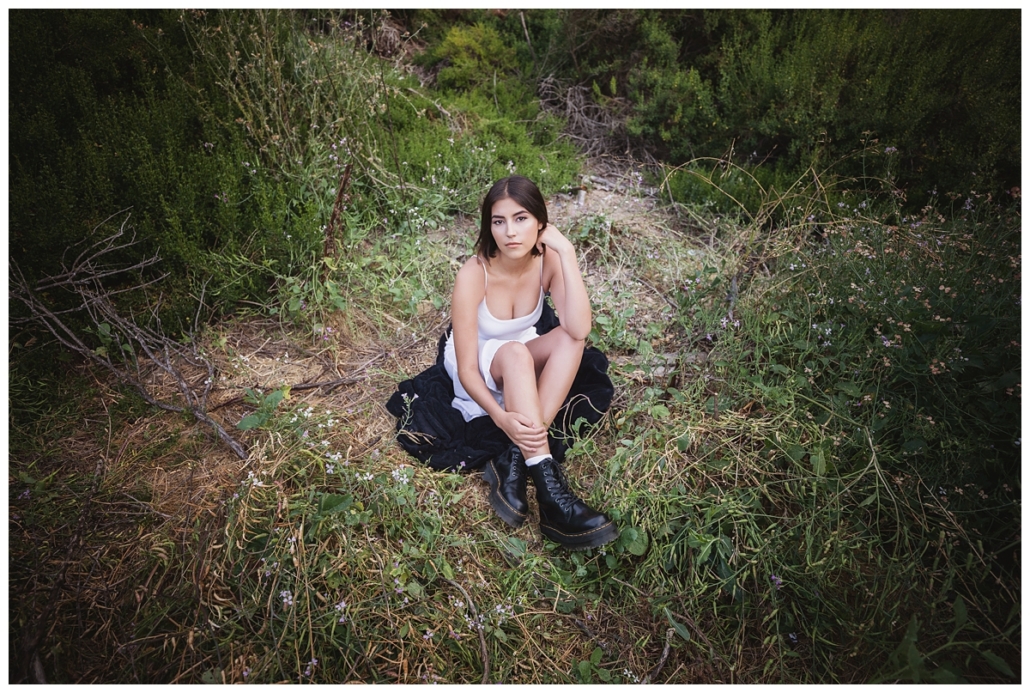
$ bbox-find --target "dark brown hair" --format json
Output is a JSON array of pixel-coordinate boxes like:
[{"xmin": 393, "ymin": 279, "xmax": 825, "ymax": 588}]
[{"xmin": 474, "ymin": 176, "xmax": 547, "ymax": 260}]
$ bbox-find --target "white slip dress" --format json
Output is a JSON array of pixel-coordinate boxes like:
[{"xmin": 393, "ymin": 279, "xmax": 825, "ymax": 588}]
[{"xmin": 443, "ymin": 256, "xmax": 544, "ymax": 422}]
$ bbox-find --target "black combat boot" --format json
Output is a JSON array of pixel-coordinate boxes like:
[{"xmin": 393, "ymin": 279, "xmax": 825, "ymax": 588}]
[
  {"xmin": 482, "ymin": 444, "xmax": 529, "ymax": 527},
  {"xmin": 526, "ymin": 457, "xmax": 619, "ymax": 550}
]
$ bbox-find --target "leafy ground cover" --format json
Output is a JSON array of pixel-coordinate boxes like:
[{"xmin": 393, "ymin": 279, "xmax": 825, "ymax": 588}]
[
  {"xmin": 10, "ymin": 168, "xmax": 1020, "ymax": 683},
  {"xmin": 9, "ymin": 9, "xmax": 1020, "ymax": 685}
]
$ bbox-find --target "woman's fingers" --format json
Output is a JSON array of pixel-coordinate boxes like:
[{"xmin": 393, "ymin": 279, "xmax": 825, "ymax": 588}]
[
  {"xmin": 508, "ymin": 411, "xmax": 534, "ymax": 427},
  {"xmin": 505, "ymin": 413, "xmax": 547, "ymax": 452}
]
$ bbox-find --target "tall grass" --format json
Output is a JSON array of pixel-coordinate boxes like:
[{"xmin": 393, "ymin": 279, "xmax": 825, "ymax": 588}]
[
  {"xmin": 8, "ymin": 10, "xmax": 1019, "ymax": 684},
  {"xmin": 119, "ymin": 155, "xmax": 1017, "ymax": 683}
]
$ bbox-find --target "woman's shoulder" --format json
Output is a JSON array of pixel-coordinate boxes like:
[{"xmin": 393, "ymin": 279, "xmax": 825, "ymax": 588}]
[
  {"xmin": 453, "ymin": 255, "xmax": 487, "ymax": 301},
  {"xmin": 456, "ymin": 254, "xmax": 486, "ymax": 281}
]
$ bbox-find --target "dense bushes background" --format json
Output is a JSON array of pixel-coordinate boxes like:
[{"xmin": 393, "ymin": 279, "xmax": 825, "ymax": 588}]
[
  {"xmin": 409, "ymin": 9, "xmax": 1019, "ymax": 210},
  {"xmin": 9, "ymin": 9, "xmax": 578, "ymax": 341},
  {"xmin": 11, "ymin": 9, "xmax": 1019, "ymax": 328},
  {"xmin": 8, "ymin": 10, "xmax": 1020, "ymax": 684}
]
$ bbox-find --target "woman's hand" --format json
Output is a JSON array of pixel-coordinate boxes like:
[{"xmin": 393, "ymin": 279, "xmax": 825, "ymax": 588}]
[
  {"xmin": 536, "ymin": 223, "xmax": 573, "ymax": 256},
  {"xmin": 496, "ymin": 411, "xmax": 548, "ymax": 455}
]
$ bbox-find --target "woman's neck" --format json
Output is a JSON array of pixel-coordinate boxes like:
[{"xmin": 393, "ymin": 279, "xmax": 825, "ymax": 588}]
[{"xmin": 488, "ymin": 252, "xmax": 535, "ymax": 278}]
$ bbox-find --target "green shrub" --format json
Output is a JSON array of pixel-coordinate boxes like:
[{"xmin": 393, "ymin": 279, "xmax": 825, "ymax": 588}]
[
  {"xmin": 431, "ymin": 23, "xmax": 517, "ymax": 91},
  {"xmin": 662, "ymin": 168, "xmax": 1022, "ymax": 680},
  {"xmin": 429, "ymin": 10, "xmax": 1019, "ymax": 210}
]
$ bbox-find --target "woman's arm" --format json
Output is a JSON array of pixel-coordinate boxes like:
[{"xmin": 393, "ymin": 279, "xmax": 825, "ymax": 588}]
[
  {"xmin": 451, "ymin": 259, "xmax": 547, "ymax": 451},
  {"xmin": 538, "ymin": 224, "xmax": 592, "ymax": 340},
  {"xmin": 451, "ymin": 259, "xmax": 503, "ymax": 418}
]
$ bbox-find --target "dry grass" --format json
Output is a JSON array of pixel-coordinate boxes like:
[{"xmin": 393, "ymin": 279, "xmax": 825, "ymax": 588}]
[{"xmin": 10, "ymin": 177, "xmax": 766, "ymax": 684}]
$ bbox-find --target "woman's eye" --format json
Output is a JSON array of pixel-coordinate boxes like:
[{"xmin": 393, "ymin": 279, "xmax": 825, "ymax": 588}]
[{"xmin": 516, "ymin": 216, "xmax": 527, "ymax": 222}]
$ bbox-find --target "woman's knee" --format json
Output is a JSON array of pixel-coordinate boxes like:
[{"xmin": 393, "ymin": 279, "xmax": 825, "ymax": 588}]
[{"xmin": 495, "ymin": 341, "xmax": 535, "ymax": 372}]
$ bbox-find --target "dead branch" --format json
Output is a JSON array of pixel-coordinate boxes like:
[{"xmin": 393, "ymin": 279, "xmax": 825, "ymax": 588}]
[
  {"xmin": 538, "ymin": 76, "xmax": 631, "ymax": 159},
  {"xmin": 10, "ymin": 212, "xmax": 248, "ymax": 460},
  {"xmin": 324, "ymin": 162, "xmax": 353, "ymax": 259},
  {"xmin": 642, "ymin": 628, "xmax": 676, "ymax": 684},
  {"xmin": 441, "ymin": 578, "xmax": 490, "ymax": 684}
]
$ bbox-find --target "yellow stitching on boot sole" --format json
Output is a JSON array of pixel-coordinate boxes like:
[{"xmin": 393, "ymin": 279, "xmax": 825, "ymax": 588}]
[
  {"xmin": 488, "ymin": 459, "xmax": 527, "ymax": 519},
  {"xmin": 540, "ymin": 520, "xmax": 615, "ymax": 538}
]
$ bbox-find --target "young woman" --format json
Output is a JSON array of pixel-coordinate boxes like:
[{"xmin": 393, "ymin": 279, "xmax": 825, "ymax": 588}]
[{"xmin": 442, "ymin": 176, "xmax": 618, "ymax": 550}]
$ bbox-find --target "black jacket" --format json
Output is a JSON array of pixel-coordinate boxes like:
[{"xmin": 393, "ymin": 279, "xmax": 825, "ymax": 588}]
[{"xmin": 386, "ymin": 301, "xmax": 614, "ymax": 471}]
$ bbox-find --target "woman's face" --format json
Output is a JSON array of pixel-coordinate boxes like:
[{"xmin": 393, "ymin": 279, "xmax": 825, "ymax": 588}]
[{"xmin": 490, "ymin": 197, "xmax": 542, "ymax": 259}]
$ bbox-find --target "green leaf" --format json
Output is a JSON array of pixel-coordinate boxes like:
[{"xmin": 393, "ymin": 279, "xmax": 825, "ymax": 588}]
[
  {"xmin": 620, "ymin": 526, "xmax": 648, "ymax": 556},
  {"xmin": 399, "ymin": 623, "xmax": 410, "ymax": 638},
  {"xmin": 836, "ymin": 381, "xmax": 863, "ymax": 397},
  {"xmin": 577, "ymin": 660, "xmax": 592, "ymax": 682},
  {"xmin": 991, "ymin": 370, "xmax": 1020, "ymax": 391},
  {"xmin": 907, "ymin": 642, "xmax": 925, "ymax": 682},
  {"xmin": 200, "ymin": 668, "xmax": 223, "ymax": 684},
  {"xmin": 769, "ymin": 363, "xmax": 791, "ymax": 376},
  {"xmin": 901, "ymin": 438, "xmax": 927, "ymax": 454},
  {"xmin": 981, "ymin": 650, "xmax": 1014, "ymax": 678},
  {"xmin": 810, "ymin": 450, "xmax": 825, "ymax": 476},
  {"xmin": 318, "ymin": 493, "xmax": 352, "ymax": 514},
  {"xmin": 590, "ymin": 646, "xmax": 603, "ymax": 665},
  {"xmin": 596, "ymin": 667, "xmax": 611, "ymax": 682},
  {"xmin": 237, "ymin": 413, "xmax": 263, "ymax": 430},
  {"xmin": 786, "ymin": 443, "xmax": 806, "ymax": 463},
  {"xmin": 930, "ymin": 666, "xmax": 963, "ymax": 684},
  {"xmin": 858, "ymin": 492, "xmax": 878, "ymax": 507},
  {"xmin": 953, "ymin": 594, "xmax": 967, "ymax": 631},
  {"xmin": 265, "ymin": 387, "xmax": 286, "ymax": 409},
  {"xmin": 664, "ymin": 607, "xmax": 691, "ymax": 642},
  {"xmin": 697, "ymin": 540, "xmax": 714, "ymax": 564},
  {"xmin": 502, "ymin": 536, "xmax": 527, "ymax": 557},
  {"xmin": 650, "ymin": 404, "xmax": 670, "ymax": 419}
]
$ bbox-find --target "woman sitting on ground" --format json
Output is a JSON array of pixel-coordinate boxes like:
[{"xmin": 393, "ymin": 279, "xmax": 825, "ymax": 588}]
[{"xmin": 442, "ymin": 175, "xmax": 618, "ymax": 550}]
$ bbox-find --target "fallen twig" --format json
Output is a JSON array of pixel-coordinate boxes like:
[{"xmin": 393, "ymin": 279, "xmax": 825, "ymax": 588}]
[
  {"xmin": 441, "ymin": 578, "xmax": 490, "ymax": 684},
  {"xmin": 642, "ymin": 627, "xmax": 675, "ymax": 684},
  {"xmin": 10, "ymin": 212, "xmax": 248, "ymax": 459}
]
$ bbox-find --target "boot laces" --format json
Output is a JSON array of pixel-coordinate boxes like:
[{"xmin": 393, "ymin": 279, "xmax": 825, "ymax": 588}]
[
  {"xmin": 507, "ymin": 461, "xmax": 523, "ymax": 483},
  {"xmin": 507, "ymin": 450, "xmax": 525, "ymax": 482},
  {"xmin": 545, "ymin": 463, "xmax": 577, "ymax": 511}
]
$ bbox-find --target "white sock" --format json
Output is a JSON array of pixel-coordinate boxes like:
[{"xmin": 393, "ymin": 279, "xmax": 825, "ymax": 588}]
[{"xmin": 524, "ymin": 454, "xmax": 550, "ymax": 467}]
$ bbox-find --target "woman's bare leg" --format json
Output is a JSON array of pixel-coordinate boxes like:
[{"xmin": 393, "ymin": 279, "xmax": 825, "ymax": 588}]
[
  {"xmin": 525, "ymin": 326, "xmax": 584, "ymax": 426},
  {"xmin": 490, "ymin": 326, "xmax": 585, "ymax": 457},
  {"xmin": 491, "ymin": 341, "xmax": 551, "ymax": 458}
]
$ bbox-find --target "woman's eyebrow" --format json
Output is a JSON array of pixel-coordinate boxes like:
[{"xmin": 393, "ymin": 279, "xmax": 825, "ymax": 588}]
[{"xmin": 492, "ymin": 210, "xmax": 528, "ymax": 218}]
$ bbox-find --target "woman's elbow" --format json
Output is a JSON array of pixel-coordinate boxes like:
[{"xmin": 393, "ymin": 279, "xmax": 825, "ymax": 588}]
[
  {"xmin": 456, "ymin": 367, "xmax": 480, "ymax": 391},
  {"xmin": 567, "ymin": 323, "xmax": 591, "ymax": 342}
]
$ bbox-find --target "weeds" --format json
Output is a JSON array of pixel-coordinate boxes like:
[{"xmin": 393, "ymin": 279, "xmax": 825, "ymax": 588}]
[{"xmin": 8, "ymin": 9, "xmax": 1019, "ymax": 685}]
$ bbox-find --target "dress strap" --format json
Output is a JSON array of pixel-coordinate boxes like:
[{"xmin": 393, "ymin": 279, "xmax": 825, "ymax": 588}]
[
  {"xmin": 473, "ymin": 255, "xmax": 488, "ymax": 290},
  {"xmin": 539, "ymin": 254, "xmax": 545, "ymax": 290}
]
